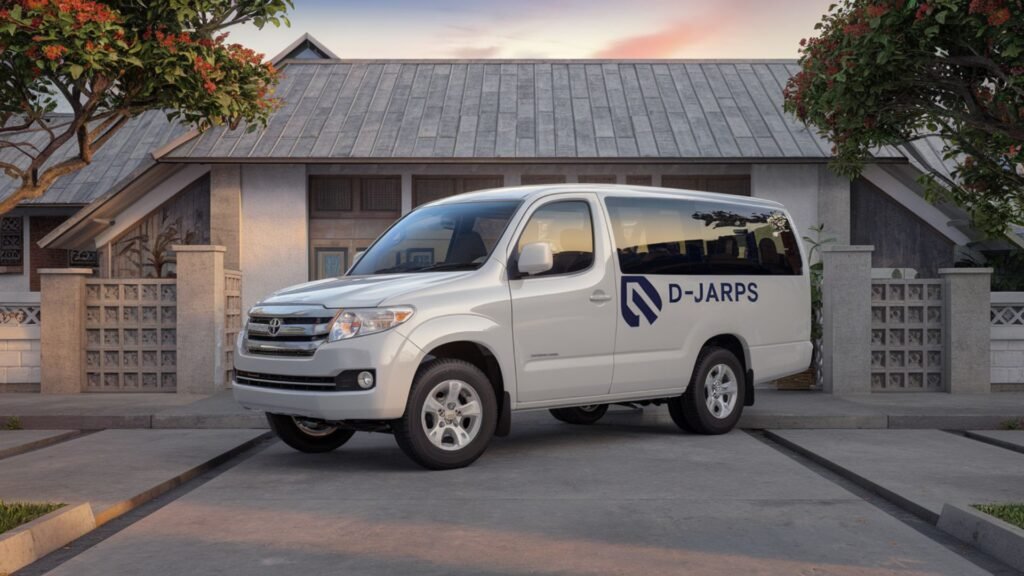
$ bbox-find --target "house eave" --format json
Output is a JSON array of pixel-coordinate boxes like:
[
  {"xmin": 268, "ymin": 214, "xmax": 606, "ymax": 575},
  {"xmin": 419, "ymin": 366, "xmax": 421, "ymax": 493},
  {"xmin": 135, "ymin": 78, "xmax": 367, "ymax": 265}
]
[{"xmin": 154, "ymin": 156, "xmax": 910, "ymax": 166}]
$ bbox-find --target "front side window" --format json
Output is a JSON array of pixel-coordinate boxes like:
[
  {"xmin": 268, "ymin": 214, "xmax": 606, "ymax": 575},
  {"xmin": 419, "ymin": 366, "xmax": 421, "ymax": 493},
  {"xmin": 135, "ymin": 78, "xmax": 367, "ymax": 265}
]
[
  {"xmin": 605, "ymin": 197, "xmax": 802, "ymax": 275},
  {"xmin": 515, "ymin": 200, "xmax": 594, "ymax": 277},
  {"xmin": 350, "ymin": 201, "xmax": 520, "ymax": 275}
]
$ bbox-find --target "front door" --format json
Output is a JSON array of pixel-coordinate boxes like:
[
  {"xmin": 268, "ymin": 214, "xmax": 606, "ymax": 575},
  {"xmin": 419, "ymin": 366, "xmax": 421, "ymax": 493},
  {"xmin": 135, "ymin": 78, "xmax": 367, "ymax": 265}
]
[{"xmin": 508, "ymin": 195, "xmax": 617, "ymax": 403}]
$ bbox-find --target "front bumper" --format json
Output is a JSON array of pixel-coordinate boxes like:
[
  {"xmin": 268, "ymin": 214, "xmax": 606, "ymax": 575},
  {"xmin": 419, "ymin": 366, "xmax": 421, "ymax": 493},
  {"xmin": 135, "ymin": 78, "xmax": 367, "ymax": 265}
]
[{"xmin": 231, "ymin": 329, "xmax": 422, "ymax": 421}]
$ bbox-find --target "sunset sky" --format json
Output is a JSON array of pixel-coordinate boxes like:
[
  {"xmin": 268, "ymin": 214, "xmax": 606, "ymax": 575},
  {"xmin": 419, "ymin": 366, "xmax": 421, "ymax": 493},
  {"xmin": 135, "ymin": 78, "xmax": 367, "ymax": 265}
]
[{"xmin": 228, "ymin": 0, "xmax": 835, "ymax": 60}]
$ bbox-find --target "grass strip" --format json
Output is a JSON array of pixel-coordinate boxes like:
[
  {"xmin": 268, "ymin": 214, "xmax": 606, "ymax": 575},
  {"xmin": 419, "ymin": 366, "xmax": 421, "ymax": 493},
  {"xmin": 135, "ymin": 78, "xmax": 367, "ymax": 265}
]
[
  {"xmin": 0, "ymin": 501, "xmax": 64, "ymax": 534},
  {"xmin": 974, "ymin": 503, "xmax": 1024, "ymax": 530}
]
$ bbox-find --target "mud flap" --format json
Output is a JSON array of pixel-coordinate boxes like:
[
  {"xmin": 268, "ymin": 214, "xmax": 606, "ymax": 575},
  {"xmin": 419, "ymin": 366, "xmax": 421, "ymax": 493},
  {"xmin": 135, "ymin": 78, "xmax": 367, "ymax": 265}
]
[
  {"xmin": 495, "ymin": 391, "xmax": 512, "ymax": 437},
  {"xmin": 744, "ymin": 369, "xmax": 755, "ymax": 406}
]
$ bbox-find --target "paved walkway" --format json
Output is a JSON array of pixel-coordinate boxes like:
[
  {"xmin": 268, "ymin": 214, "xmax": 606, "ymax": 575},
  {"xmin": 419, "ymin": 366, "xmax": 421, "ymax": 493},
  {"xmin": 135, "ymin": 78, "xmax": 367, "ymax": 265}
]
[
  {"xmin": 0, "ymin": 429, "xmax": 264, "ymax": 524},
  {"xmin": 0, "ymin": 430, "xmax": 75, "ymax": 458},
  {"xmin": 768, "ymin": 430, "xmax": 1024, "ymax": 522},
  {"xmin": 38, "ymin": 416, "xmax": 992, "ymax": 576},
  {"xmin": 3, "ymin": 389, "xmax": 1024, "ymax": 430}
]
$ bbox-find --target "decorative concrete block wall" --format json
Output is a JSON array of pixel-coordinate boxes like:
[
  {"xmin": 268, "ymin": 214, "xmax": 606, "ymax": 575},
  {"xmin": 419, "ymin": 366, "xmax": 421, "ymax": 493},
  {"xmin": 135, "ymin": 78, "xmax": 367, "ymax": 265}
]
[
  {"xmin": 991, "ymin": 292, "xmax": 1024, "ymax": 389},
  {"xmin": 869, "ymin": 279, "xmax": 944, "ymax": 391},
  {"xmin": 0, "ymin": 293, "xmax": 41, "ymax": 388}
]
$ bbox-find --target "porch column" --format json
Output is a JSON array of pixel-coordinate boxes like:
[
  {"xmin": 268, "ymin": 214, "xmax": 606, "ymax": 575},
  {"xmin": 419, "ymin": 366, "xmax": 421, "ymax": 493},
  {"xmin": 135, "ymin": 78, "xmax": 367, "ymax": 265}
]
[
  {"xmin": 817, "ymin": 166, "xmax": 851, "ymax": 244},
  {"xmin": 174, "ymin": 245, "xmax": 226, "ymax": 395},
  {"xmin": 39, "ymin": 268, "xmax": 92, "ymax": 394},
  {"xmin": 821, "ymin": 246, "xmax": 873, "ymax": 394},
  {"xmin": 210, "ymin": 165, "xmax": 242, "ymax": 270},
  {"xmin": 940, "ymin": 268, "xmax": 992, "ymax": 394}
]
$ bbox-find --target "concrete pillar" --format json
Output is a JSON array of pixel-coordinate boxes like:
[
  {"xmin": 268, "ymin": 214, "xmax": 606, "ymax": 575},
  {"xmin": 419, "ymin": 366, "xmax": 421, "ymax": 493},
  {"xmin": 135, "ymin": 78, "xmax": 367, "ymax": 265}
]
[
  {"xmin": 821, "ymin": 246, "xmax": 873, "ymax": 394},
  {"xmin": 940, "ymin": 268, "xmax": 993, "ymax": 394},
  {"xmin": 39, "ymin": 268, "xmax": 92, "ymax": 394},
  {"xmin": 400, "ymin": 173, "xmax": 413, "ymax": 215},
  {"xmin": 817, "ymin": 166, "xmax": 851, "ymax": 244},
  {"xmin": 210, "ymin": 165, "xmax": 242, "ymax": 270},
  {"xmin": 173, "ymin": 245, "xmax": 226, "ymax": 394}
]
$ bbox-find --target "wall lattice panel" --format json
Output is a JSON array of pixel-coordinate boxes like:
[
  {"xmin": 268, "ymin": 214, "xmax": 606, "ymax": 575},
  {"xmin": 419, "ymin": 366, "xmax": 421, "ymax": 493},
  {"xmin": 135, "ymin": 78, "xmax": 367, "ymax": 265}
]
[
  {"xmin": 224, "ymin": 271, "xmax": 242, "ymax": 385},
  {"xmin": 84, "ymin": 279, "xmax": 177, "ymax": 392},
  {"xmin": 870, "ymin": 280, "xmax": 944, "ymax": 391}
]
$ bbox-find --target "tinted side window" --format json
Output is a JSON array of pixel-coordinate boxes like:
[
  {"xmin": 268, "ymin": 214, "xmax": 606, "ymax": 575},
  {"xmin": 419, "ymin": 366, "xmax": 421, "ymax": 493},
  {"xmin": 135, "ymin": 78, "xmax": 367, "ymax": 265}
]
[
  {"xmin": 605, "ymin": 197, "xmax": 802, "ymax": 275},
  {"xmin": 516, "ymin": 201, "xmax": 594, "ymax": 276}
]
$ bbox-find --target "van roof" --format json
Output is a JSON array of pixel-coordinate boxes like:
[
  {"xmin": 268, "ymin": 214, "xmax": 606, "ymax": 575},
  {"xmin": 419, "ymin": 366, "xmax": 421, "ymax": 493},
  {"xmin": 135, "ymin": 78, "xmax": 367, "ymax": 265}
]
[{"xmin": 428, "ymin": 184, "xmax": 788, "ymax": 210}]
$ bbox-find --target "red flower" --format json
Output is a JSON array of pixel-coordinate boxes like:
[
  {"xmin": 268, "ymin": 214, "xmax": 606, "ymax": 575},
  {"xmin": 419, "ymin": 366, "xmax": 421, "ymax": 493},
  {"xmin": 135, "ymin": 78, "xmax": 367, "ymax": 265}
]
[
  {"xmin": 42, "ymin": 44, "xmax": 65, "ymax": 60},
  {"xmin": 203, "ymin": 80, "xmax": 217, "ymax": 93},
  {"xmin": 969, "ymin": 0, "xmax": 1012, "ymax": 26},
  {"xmin": 915, "ymin": 3, "xmax": 932, "ymax": 20},
  {"xmin": 866, "ymin": 4, "xmax": 888, "ymax": 18},
  {"xmin": 843, "ymin": 22, "xmax": 871, "ymax": 37}
]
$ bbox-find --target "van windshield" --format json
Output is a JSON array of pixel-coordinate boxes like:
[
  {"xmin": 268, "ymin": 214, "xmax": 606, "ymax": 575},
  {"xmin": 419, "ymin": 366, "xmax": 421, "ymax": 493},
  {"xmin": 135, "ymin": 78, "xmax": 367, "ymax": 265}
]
[{"xmin": 350, "ymin": 201, "xmax": 521, "ymax": 275}]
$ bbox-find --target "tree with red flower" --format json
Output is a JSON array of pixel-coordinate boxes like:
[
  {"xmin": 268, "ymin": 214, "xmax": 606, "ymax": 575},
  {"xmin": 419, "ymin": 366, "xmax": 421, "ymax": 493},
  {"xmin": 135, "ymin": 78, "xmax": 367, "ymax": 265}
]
[
  {"xmin": 784, "ymin": 0, "xmax": 1024, "ymax": 235},
  {"xmin": 0, "ymin": 0, "xmax": 291, "ymax": 212}
]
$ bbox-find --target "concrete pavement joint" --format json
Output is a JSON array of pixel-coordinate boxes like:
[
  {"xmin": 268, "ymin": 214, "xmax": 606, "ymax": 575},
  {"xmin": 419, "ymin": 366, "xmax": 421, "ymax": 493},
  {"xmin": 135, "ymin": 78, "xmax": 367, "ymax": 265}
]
[
  {"xmin": 13, "ymin": 434, "xmax": 279, "ymax": 576},
  {"xmin": 961, "ymin": 430, "xmax": 1024, "ymax": 457},
  {"xmin": 751, "ymin": 430, "xmax": 1023, "ymax": 576},
  {"xmin": 0, "ymin": 431, "xmax": 89, "ymax": 461}
]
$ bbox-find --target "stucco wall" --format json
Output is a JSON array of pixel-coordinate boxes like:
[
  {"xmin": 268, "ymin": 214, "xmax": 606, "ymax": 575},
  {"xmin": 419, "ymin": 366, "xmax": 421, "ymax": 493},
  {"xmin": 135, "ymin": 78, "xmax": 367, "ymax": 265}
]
[
  {"xmin": 240, "ymin": 164, "xmax": 308, "ymax": 312},
  {"xmin": 750, "ymin": 164, "xmax": 823, "ymax": 251}
]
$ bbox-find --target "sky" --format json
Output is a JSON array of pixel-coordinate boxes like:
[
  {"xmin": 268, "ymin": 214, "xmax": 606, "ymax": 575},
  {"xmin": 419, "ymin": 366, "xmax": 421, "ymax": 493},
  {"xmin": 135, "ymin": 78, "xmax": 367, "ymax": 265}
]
[{"xmin": 227, "ymin": 0, "xmax": 835, "ymax": 61}]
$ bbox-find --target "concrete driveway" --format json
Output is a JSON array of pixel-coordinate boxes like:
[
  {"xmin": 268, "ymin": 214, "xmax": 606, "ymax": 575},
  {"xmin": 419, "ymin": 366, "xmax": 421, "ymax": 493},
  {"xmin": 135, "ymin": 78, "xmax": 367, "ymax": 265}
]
[{"xmin": 33, "ymin": 412, "xmax": 1001, "ymax": 576}]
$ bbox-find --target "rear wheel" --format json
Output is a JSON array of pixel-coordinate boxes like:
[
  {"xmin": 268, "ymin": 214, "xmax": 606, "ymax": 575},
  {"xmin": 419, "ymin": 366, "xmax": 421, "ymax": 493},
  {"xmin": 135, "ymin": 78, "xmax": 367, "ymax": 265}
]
[
  {"xmin": 393, "ymin": 359, "xmax": 497, "ymax": 470},
  {"xmin": 668, "ymin": 346, "xmax": 745, "ymax": 435},
  {"xmin": 549, "ymin": 404, "xmax": 608, "ymax": 425},
  {"xmin": 267, "ymin": 413, "xmax": 356, "ymax": 453}
]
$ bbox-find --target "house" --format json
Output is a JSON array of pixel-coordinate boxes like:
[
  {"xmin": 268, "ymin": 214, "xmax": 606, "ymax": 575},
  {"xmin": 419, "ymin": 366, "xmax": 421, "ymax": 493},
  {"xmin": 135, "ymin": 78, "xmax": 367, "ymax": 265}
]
[{"xmin": 0, "ymin": 35, "xmax": 1002, "ymax": 391}]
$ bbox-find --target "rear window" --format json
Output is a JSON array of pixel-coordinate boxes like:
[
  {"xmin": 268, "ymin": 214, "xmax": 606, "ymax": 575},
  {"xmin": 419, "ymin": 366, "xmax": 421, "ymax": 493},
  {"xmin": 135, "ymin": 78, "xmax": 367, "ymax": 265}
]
[{"xmin": 604, "ymin": 197, "xmax": 803, "ymax": 276}]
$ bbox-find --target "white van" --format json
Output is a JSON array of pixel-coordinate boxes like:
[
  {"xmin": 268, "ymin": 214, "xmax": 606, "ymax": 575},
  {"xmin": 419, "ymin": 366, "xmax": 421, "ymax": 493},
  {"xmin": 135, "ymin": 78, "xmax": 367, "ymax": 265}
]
[{"xmin": 233, "ymin": 185, "xmax": 811, "ymax": 469}]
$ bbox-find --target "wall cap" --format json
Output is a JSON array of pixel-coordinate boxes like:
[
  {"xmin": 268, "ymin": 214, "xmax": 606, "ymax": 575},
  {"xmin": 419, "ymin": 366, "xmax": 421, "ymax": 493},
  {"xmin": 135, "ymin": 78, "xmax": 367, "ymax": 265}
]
[
  {"xmin": 938, "ymin": 267, "xmax": 994, "ymax": 275},
  {"xmin": 171, "ymin": 245, "xmax": 226, "ymax": 253},
  {"xmin": 821, "ymin": 245, "xmax": 874, "ymax": 253},
  {"xmin": 38, "ymin": 268, "xmax": 93, "ymax": 275},
  {"xmin": 992, "ymin": 292, "xmax": 1024, "ymax": 304}
]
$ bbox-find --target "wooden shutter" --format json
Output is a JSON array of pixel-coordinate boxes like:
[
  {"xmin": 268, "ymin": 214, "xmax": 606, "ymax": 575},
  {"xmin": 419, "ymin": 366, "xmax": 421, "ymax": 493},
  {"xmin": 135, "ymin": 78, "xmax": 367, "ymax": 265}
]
[
  {"xmin": 626, "ymin": 175, "xmax": 653, "ymax": 186},
  {"xmin": 309, "ymin": 176, "xmax": 354, "ymax": 217},
  {"xmin": 521, "ymin": 174, "xmax": 567, "ymax": 185},
  {"xmin": 661, "ymin": 175, "xmax": 750, "ymax": 196},
  {"xmin": 578, "ymin": 175, "xmax": 617, "ymax": 184},
  {"xmin": 359, "ymin": 177, "xmax": 401, "ymax": 214}
]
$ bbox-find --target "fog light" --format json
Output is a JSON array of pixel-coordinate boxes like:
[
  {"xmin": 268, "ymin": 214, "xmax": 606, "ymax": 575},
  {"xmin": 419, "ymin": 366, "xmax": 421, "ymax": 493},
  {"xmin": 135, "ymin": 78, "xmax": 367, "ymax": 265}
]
[{"xmin": 357, "ymin": 371, "xmax": 375, "ymax": 389}]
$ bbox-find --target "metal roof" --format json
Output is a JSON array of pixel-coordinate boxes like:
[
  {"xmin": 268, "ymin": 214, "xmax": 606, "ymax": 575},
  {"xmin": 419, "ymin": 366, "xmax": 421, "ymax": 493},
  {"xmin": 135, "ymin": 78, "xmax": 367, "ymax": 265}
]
[
  {"xmin": 0, "ymin": 111, "xmax": 187, "ymax": 206},
  {"xmin": 163, "ymin": 60, "xmax": 905, "ymax": 162}
]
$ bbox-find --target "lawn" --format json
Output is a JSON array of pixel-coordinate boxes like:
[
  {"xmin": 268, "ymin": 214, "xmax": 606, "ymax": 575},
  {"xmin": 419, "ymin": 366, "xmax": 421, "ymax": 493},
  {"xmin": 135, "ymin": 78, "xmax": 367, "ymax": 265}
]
[
  {"xmin": 0, "ymin": 501, "xmax": 64, "ymax": 534},
  {"xmin": 974, "ymin": 503, "xmax": 1024, "ymax": 530}
]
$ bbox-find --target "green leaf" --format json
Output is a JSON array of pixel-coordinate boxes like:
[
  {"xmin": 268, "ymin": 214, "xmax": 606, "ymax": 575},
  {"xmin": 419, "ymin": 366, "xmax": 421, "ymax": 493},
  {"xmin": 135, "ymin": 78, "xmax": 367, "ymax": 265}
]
[{"xmin": 69, "ymin": 64, "xmax": 84, "ymax": 79}]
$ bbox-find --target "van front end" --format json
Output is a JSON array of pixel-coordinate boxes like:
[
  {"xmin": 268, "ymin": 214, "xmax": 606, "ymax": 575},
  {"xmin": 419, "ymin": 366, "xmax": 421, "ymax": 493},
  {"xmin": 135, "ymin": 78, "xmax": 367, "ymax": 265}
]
[{"xmin": 231, "ymin": 305, "xmax": 423, "ymax": 422}]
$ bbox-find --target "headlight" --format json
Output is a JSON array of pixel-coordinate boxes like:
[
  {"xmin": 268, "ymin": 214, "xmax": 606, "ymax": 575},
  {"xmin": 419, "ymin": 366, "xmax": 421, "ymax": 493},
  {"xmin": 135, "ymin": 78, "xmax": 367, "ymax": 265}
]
[{"xmin": 328, "ymin": 307, "xmax": 414, "ymax": 342}]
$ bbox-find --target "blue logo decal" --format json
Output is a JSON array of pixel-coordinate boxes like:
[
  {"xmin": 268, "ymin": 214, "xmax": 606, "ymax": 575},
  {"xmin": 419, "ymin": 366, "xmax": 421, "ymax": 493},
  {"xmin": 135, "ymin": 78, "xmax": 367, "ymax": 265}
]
[{"xmin": 621, "ymin": 276, "xmax": 663, "ymax": 327}]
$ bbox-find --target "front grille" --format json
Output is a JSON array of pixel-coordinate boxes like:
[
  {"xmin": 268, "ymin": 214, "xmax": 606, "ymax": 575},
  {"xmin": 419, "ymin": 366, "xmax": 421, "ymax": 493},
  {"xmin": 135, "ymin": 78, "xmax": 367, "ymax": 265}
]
[{"xmin": 244, "ymin": 305, "xmax": 335, "ymax": 357}]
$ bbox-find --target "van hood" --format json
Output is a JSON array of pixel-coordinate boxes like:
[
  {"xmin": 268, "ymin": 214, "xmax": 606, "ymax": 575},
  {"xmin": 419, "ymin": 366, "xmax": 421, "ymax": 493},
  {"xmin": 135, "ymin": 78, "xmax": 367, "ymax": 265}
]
[{"xmin": 256, "ymin": 272, "xmax": 472, "ymax": 309}]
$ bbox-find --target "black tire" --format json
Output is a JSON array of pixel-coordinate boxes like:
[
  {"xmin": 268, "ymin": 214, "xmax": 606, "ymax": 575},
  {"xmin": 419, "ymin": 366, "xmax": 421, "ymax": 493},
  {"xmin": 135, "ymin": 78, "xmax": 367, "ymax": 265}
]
[
  {"xmin": 668, "ymin": 346, "xmax": 745, "ymax": 435},
  {"xmin": 549, "ymin": 404, "xmax": 608, "ymax": 425},
  {"xmin": 266, "ymin": 413, "xmax": 356, "ymax": 453},
  {"xmin": 393, "ymin": 359, "xmax": 497, "ymax": 470}
]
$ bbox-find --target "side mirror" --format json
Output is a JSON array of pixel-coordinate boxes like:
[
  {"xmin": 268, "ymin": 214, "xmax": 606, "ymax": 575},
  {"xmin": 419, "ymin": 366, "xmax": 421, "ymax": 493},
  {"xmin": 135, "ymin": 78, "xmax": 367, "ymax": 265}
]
[{"xmin": 517, "ymin": 242, "xmax": 553, "ymax": 277}]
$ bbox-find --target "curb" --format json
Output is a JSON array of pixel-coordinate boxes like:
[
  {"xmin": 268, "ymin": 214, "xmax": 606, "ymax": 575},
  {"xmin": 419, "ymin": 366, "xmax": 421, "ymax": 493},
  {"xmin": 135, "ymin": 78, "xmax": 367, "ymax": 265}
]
[
  {"xmin": 0, "ymin": 502, "xmax": 95, "ymax": 575},
  {"xmin": 937, "ymin": 503, "xmax": 1024, "ymax": 572},
  {"xmin": 92, "ymin": 431, "xmax": 271, "ymax": 526},
  {"xmin": 0, "ymin": 431, "xmax": 79, "ymax": 460},
  {"xmin": 763, "ymin": 430, "xmax": 939, "ymax": 523},
  {"xmin": 963, "ymin": 431, "xmax": 1024, "ymax": 456}
]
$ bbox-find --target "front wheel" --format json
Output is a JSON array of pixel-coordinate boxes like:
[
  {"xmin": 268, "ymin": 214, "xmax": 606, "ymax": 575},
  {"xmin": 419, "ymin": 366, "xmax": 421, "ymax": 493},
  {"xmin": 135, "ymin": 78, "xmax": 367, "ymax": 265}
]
[
  {"xmin": 393, "ymin": 359, "xmax": 497, "ymax": 470},
  {"xmin": 267, "ymin": 413, "xmax": 356, "ymax": 453},
  {"xmin": 668, "ymin": 346, "xmax": 745, "ymax": 435},
  {"xmin": 549, "ymin": 404, "xmax": 608, "ymax": 425}
]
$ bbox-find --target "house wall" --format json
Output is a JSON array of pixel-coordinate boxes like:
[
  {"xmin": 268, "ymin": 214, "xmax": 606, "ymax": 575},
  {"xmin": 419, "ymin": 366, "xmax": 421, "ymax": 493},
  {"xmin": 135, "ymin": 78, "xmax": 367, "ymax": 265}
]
[
  {"xmin": 851, "ymin": 177, "xmax": 955, "ymax": 277},
  {"xmin": 240, "ymin": 164, "xmax": 308, "ymax": 312}
]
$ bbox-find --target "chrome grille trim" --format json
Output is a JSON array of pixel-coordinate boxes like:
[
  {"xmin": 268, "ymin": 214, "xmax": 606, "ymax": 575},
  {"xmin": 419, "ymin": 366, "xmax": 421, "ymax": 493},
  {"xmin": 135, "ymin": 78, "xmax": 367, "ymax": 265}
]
[{"xmin": 243, "ymin": 305, "xmax": 336, "ymax": 357}]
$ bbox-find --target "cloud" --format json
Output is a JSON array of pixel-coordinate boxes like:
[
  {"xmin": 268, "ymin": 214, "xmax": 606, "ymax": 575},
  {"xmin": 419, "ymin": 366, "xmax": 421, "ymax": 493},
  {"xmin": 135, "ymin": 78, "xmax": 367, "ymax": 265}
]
[{"xmin": 593, "ymin": 17, "xmax": 725, "ymax": 58}]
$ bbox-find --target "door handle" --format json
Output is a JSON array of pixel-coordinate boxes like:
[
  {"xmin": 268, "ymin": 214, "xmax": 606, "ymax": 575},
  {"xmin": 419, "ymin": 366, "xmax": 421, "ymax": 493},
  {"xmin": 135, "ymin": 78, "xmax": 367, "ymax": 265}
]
[{"xmin": 589, "ymin": 291, "xmax": 612, "ymax": 303}]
